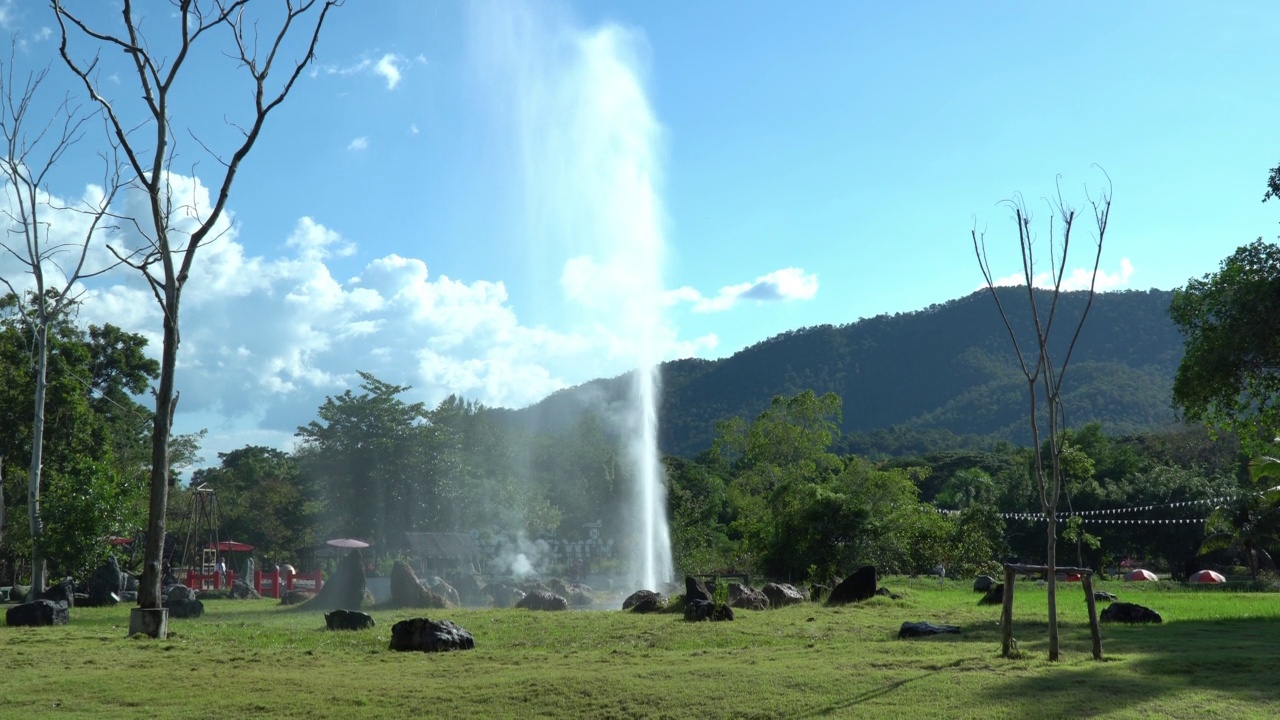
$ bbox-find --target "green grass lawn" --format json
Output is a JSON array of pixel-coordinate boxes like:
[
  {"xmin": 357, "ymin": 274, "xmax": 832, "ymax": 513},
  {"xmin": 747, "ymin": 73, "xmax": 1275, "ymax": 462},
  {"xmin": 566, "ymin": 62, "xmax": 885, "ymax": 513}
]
[{"xmin": 2, "ymin": 578, "xmax": 1278, "ymax": 719}]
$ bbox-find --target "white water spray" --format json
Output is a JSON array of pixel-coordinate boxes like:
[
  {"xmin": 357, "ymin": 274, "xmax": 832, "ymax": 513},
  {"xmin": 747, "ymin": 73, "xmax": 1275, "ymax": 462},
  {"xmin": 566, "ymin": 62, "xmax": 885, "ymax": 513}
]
[{"xmin": 473, "ymin": 2, "xmax": 674, "ymax": 591}]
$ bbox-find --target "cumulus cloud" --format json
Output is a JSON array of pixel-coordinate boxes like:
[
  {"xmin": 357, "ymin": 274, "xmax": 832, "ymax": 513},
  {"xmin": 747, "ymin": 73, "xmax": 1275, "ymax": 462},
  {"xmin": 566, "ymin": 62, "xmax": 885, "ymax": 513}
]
[
  {"xmin": 989, "ymin": 257, "xmax": 1134, "ymax": 292},
  {"xmin": 373, "ymin": 54, "xmax": 403, "ymax": 89},
  {"xmin": 347, "ymin": 136, "xmax": 369, "ymax": 151},
  {"xmin": 0, "ymin": 171, "xmax": 714, "ymax": 465},
  {"xmin": 665, "ymin": 267, "xmax": 819, "ymax": 313}
]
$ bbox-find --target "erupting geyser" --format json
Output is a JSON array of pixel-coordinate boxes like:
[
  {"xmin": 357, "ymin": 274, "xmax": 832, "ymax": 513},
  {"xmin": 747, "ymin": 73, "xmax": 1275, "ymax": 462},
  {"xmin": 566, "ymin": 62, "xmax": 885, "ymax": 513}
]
[{"xmin": 475, "ymin": 2, "xmax": 674, "ymax": 591}]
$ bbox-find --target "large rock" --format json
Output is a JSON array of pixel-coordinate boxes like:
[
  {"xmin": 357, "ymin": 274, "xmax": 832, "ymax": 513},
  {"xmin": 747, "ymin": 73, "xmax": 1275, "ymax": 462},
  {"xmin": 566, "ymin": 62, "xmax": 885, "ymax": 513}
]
[
  {"xmin": 1092, "ymin": 591, "xmax": 1118, "ymax": 602},
  {"xmin": 230, "ymin": 580, "xmax": 262, "ymax": 600},
  {"xmin": 389, "ymin": 561, "xmax": 450, "ymax": 609},
  {"xmin": 898, "ymin": 621, "xmax": 961, "ymax": 639},
  {"xmin": 166, "ymin": 584, "xmax": 197, "ymax": 604},
  {"xmin": 516, "ymin": 590, "xmax": 569, "ymax": 611},
  {"xmin": 389, "ymin": 617, "xmax": 475, "ymax": 652},
  {"xmin": 451, "ymin": 574, "xmax": 487, "ymax": 606},
  {"xmin": 303, "ymin": 550, "xmax": 366, "ymax": 611},
  {"xmin": 973, "ymin": 575, "xmax": 997, "ymax": 593},
  {"xmin": 828, "ymin": 566, "xmax": 877, "ymax": 605},
  {"xmin": 423, "ymin": 576, "xmax": 461, "ymax": 608},
  {"xmin": 86, "ymin": 557, "xmax": 125, "ymax": 606},
  {"xmin": 565, "ymin": 588, "xmax": 594, "ymax": 607},
  {"xmin": 487, "ymin": 583, "xmax": 525, "ymax": 608},
  {"xmin": 6, "ymin": 600, "xmax": 69, "ymax": 627},
  {"xmin": 40, "ymin": 579, "xmax": 76, "ymax": 607},
  {"xmin": 809, "ymin": 584, "xmax": 829, "ymax": 603},
  {"xmin": 763, "ymin": 583, "xmax": 806, "ymax": 608},
  {"xmin": 622, "ymin": 589, "xmax": 666, "ymax": 613},
  {"xmin": 1100, "ymin": 602, "xmax": 1162, "ymax": 624},
  {"xmin": 728, "ymin": 582, "xmax": 770, "ymax": 611},
  {"xmin": 684, "ymin": 599, "xmax": 734, "ymax": 622},
  {"xmin": 164, "ymin": 598, "xmax": 205, "ymax": 619},
  {"xmin": 684, "ymin": 576, "xmax": 712, "ymax": 605},
  {"xmin": 279, "ymin": 589, "xmax": 315, "ymax": 606},
  {"xmin": 325, "ymin": 609, "xmax": 375, "ymax": 631},
  {"xmin": 978, "ymin": 584, "xmax": 1005, "ymax": 606}
]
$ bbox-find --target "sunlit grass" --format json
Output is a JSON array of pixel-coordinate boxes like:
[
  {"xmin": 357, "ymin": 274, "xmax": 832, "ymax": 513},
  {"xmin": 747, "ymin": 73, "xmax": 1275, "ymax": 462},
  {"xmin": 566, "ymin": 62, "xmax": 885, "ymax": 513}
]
[{"xmin": 1, "ymin": 577, "xmax": 1277, "ymax": 719}]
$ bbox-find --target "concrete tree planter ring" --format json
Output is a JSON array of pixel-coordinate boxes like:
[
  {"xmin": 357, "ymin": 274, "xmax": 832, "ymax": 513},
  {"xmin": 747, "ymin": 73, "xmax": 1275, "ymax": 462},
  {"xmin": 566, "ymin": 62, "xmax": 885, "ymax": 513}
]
[{"xmin": 128, "ymin": 607, "xmax": 169, "ymax": 639}]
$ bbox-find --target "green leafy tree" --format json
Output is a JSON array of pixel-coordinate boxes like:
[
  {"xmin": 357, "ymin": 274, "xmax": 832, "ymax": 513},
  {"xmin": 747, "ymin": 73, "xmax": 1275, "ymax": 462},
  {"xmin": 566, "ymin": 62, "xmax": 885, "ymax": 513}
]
[
  {"xmin": 189, "ymin": 446, "xmax": 320, "ymax": 564},
  {"xmin": 1169, "ymin": 240, "xmax": 1280, "ymax": 450},
  {"xmin": 297, "ymin": 372, "xmax": 444, "ymax": 552}
]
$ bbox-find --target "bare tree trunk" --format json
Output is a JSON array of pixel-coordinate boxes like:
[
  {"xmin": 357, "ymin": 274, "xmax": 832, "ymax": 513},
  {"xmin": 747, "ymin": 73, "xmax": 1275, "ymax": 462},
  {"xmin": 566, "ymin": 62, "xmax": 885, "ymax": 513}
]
[
  {"xmin": 27, "ymin": 322, "xmax": 49, "ymax": 594},
  {"xmin": 1046, "ymin": 514, "xmax": 1058, "ymax": 660},
  {"xmin": 1, "ymin": 454, "xmax": 7, "ymax": 547},
  {"xmin": 138, "ymin": 308, "xmax": 178, "ymax": 608}
]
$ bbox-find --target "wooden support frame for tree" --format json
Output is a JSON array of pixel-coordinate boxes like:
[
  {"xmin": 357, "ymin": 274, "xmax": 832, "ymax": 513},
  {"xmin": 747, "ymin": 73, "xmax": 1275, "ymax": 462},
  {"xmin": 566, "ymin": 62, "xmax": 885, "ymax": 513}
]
[{"xmin": 1001, "ymin": 562, "xmax": 1102, "ymax": 660}]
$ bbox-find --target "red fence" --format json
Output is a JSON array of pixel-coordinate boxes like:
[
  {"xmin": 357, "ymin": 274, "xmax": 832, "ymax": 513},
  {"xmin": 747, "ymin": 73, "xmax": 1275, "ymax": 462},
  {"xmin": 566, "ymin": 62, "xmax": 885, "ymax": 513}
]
[{"xmin": 182, "ymin": 568, "xmax": 323, "ymax": 597}]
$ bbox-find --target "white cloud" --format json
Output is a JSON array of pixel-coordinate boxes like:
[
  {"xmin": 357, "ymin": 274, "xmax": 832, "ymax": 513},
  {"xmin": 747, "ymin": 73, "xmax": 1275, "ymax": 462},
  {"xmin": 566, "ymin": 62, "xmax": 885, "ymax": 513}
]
[
  {"xmin": 321, "ymin": 52, "xmax": 409, "ymax": 90},
  {"xmin": 666, "ymin": 267, "xmax": 819, "ymax": 313},
  {"xmin": 347, "ymin": 136, "xmax": 369, "ymax": 151},
  {"xmin": 989, "ymin": 257, "xmax": 1134, "ymax": 292},
  {"xmin": 374, "ymin": 54, "xmax": 403, "ymax": 90}
]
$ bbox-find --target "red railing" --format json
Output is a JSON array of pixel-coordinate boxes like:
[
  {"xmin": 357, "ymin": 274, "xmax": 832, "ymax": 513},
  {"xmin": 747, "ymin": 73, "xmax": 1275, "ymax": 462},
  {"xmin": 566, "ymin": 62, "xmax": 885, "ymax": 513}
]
[{"xmin": 183, "ymin": 568, "xmax": 323, "ymax": 597}]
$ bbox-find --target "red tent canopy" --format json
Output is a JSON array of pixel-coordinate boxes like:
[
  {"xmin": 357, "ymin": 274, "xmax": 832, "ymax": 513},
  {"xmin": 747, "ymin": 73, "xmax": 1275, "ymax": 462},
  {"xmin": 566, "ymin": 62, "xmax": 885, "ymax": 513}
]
[
  {"xmin": 1124, "ymin": 568, "xmax": 1158, "ymax": 581},
  {"xmin": 1190, "ymin": 569, "xmax": 1226, "ymax": 583},
  {"xmin": 214, "ymin": 540, "xmax": 255, "ymax": 553}
]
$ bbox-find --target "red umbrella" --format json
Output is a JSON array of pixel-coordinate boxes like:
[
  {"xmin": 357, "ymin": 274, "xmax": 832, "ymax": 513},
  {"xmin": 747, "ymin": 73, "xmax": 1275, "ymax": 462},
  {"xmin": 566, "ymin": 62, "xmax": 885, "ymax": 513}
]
[
  {"xmin": 214, "ymin": 540, "xmax": 255, "ymax": 553},
  {"xmin": 1124, "ymin": 568, "xmax": 1158, "ymax": 581},
  {"xmin": 1190, "ymin": 569, "xmax": 1226, "ymax": 583},
  {"xmin": 326, "ymin": 538, "xmax": 370, "ymax": 549}
]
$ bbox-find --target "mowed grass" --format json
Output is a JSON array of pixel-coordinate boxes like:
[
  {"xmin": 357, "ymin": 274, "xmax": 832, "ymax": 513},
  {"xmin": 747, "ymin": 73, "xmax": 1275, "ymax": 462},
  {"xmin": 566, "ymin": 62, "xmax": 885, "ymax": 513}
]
[{"xmin": 1, "ymin": 578, "xmax": 1278, "ymax": 719}]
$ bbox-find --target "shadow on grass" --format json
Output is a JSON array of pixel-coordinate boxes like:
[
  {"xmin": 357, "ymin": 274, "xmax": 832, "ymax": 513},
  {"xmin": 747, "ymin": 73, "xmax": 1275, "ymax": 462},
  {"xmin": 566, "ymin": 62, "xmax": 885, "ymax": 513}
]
[
  {"xmin": 976, "ymin": 617, "xmax": 1280, "ymax": 717},
  {"xmin": 797, "ymin": 658, "xmax": 968, "ymax": 717}
]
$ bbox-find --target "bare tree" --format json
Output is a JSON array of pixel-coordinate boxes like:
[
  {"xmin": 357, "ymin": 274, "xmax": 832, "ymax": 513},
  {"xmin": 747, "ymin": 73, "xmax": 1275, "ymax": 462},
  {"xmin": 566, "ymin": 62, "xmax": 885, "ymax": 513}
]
[
  {"xmin": 0, "ymin": 46, "xmax": 124, "ymax": 596},
  {"xmin": 53, "ymin": 0, "xmax": 340, "ymax": 634},
  {"xmin": 971, "ymin": 175, "xmax": 1111, "ymax": 660}
]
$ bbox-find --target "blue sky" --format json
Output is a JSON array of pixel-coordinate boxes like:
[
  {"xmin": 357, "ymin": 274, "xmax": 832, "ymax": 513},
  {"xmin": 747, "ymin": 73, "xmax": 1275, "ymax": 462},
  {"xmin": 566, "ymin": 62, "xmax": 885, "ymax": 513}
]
[{"xmin": 1, "ymin": 1, "xmax": 1278, "ymax": 464}]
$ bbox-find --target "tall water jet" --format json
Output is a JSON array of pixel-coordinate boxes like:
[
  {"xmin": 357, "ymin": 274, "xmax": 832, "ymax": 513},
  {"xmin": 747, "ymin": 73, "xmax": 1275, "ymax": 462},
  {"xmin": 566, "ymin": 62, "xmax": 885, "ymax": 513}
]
[{"xmin": 473, "ymin": 2, "xmax": 674, "ymax": 591}]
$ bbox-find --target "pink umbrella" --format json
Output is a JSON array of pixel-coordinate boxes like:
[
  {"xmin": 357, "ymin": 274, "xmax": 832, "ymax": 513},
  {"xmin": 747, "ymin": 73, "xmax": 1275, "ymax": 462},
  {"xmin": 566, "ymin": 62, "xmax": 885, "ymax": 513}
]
[
  {"xmin": 1190, "ymin": 569, "xmax": 1226, "ymax": 583},
  {"xmin": 326, "ymin": 538, "xmax": 370, "ymax": 549},
  {"xmin": 1125, "ymin": 568, "xmax": 1158, "ymax": 581}
]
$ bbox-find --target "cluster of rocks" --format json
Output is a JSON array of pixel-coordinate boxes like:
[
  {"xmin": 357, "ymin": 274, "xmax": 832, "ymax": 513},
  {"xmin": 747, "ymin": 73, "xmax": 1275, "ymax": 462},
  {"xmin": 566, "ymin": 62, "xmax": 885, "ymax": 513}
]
[
  {"xmin": 163, "ymin": 584, "xmax": 205, "ymax": 619},
  {"xmin": 622, "ymin": 589, "xmax": 666, "ymax": 613}
]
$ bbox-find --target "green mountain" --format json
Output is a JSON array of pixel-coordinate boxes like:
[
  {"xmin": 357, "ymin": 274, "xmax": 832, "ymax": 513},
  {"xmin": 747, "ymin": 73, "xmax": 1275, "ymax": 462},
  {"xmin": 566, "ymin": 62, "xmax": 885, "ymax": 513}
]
[{"xmin": 498, "ymin": 288, "xmax": 1185, "ymax": 457}]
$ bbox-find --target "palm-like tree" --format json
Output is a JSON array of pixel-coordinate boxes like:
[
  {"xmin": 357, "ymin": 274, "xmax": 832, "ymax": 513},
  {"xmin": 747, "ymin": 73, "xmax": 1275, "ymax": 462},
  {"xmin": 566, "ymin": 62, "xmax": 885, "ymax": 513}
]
[{"xmin": 1199, "ymin": 457, "xmax": 1280, "ymax": 580}]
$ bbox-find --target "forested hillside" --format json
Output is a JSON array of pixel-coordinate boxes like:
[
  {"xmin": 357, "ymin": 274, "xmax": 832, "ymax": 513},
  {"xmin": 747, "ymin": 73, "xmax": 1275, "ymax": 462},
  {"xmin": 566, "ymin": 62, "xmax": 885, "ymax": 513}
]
[{"xmin": 499, "ymin": 288, "xmax": 1183, "ymax": 457}]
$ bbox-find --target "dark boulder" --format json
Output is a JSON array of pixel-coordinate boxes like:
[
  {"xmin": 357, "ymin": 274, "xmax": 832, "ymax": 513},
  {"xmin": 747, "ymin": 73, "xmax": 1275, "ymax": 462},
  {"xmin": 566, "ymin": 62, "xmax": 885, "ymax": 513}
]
[
  {"xmin": 389, "ymin": 617, "xmax": 475, "ymax": 652},
  {"xmin": 828, "ymin": 566, "xmax": 877, "ymax": 605},
  {"xmin": 40, "ymin": 579, "xmax": 76, "ymax": 607},
  {"xmin": 762, "ymin": 583, "xmax": 806, "ymax": 608},
  {"xmin": 164, "ymin": 598, "xmax": 205, "ymax": 619},
  {"xmin": 86, "ymin": 557, "xmax": 125, "ymax": 606},
  {"xmin": 279, "ymin": 589, "xmax": 315, "ymax": 606},
  {"xmin": 684, "ymin": 599, "xmax": 734, "ymax": 622},
  {"xmin": 622, "ymin": 589, "xmax": 666, "ymax": 613},
  {"xmin": 6, "ymin": 600, "xmax": 69, "ymax": 627},
  {"xmin": 809, "ymin": 584, "xmax": 829, "ymax": 603},
  {"xmin": 230, "ymin": 580, "xmax": 262, "ymax": 600},
  {"xmin": 978, "ymin": 584, "xmax": 1005, "ymax": 606},
  {"xmin": 389, "ymin": 561, "xmax": 450, "ymax": 609},
  {"xmin": 684, "ymin": 576, "xmax": 712, "ymax": 605},
  {"xmin": 728, "ymin": 582, "xmax": 770, "ymax": 611},
  {"xmin": 303, "ymin": 549, "xmax": 367, "ymax": 611},
  {"xmin": 1100, "ymin": 602, "xmax": 1162, "ymax": 624},
  {"xmin": 876, "ymin": 587, "xmax": 903, "ymax": 600},
  {"xmin": 898, "ymin": 621, "xmax": 961, "ymax": 639},
  {"xmin": 516, "ymin": 590, "xmax": 569, "ymax": 611},
  {"xmin": 487, "ymin": 583, "xmax": 524, "ymax": 608},
  {"xmin": 325, "ymin": 609, "xmax": 375, "ymax": 631},
  {"xmin": 1092, "ymin": 591, "xmax": 1118, "ymax": 602},
  {"xmin": 8, "ymin": 585, "xmax": 29, "ymax": 602},
  {"xmin": 166, "ymin": 584, "xmax": 198, "ymax": 604},
  {"xmin": 973, "ymin": 575, "xmax": 997, "ymax": 593}
]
